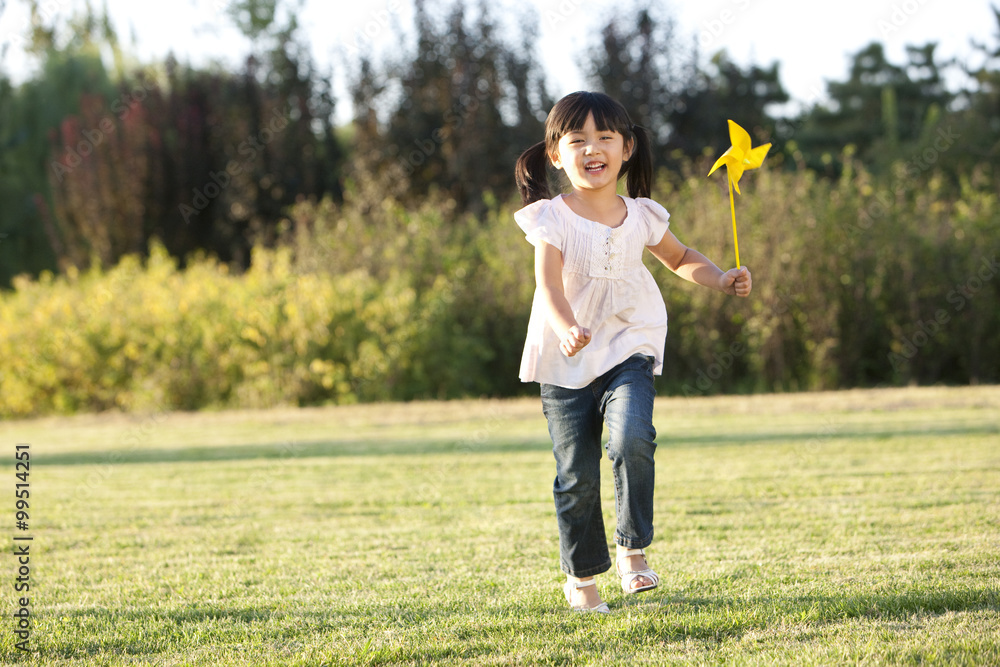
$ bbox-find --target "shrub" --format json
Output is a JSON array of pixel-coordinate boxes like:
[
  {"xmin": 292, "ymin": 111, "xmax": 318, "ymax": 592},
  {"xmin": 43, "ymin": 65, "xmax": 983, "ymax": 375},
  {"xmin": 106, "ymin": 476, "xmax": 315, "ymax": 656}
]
[{"xmin": 1, "ymin": 160, "xmax": 996, "ymax": 418}]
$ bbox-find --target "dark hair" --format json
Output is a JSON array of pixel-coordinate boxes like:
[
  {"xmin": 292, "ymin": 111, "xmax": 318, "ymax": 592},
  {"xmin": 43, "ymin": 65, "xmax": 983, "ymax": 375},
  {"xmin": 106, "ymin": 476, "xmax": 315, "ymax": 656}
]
[{"xmin": 515, "ymin": 91, "xmax": 653, "ymax": 205}]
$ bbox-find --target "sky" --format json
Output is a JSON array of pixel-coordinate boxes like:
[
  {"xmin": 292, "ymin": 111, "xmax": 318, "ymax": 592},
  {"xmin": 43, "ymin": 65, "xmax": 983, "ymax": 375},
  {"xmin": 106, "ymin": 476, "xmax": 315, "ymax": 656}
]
[{"xmin": 1, "ymin": 0, "xmax": 997, "ymax": 123}]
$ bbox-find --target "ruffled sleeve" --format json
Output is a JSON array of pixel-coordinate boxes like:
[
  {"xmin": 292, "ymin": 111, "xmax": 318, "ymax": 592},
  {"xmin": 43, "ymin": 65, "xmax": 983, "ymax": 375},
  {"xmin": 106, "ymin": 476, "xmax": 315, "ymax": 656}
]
[
  {"xmin": 514, "ymin": 199, "xmax": 565, "ymax": 251},
  {"xmin": 635, "ymin": 197, "xmax": 671, "ymax": 246}
]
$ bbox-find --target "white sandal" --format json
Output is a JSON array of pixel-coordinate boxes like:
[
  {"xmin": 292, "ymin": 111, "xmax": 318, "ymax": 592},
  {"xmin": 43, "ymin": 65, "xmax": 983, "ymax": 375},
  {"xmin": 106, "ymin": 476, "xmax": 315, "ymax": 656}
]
[
  {"xmin": 616, "ymin": 548, "xmax": 659, "ymax": 595},
  {"xmin": 563, "ymin": 578, "xmax": 611, "ymax": 613}
]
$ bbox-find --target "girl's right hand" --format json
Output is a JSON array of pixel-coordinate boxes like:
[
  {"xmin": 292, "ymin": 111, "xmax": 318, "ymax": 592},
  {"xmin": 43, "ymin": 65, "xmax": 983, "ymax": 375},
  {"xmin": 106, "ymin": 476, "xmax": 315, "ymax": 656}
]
[{"xmin": 560, "ymin": 325, "xmax": 592, "ymax": 357}]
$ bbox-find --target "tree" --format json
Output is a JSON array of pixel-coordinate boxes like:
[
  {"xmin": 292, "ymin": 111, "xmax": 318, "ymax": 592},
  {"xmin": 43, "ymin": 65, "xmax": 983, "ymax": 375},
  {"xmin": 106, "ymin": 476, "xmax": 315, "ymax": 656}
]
[
  {"xmin": 587, "ymin": 7, "xmax": 786, "ymax": 170},
  {"xmin": 348, "ymin": 0, "xmax": 548, "ymax": 214},
  {"xmin": 669, "ymin": 51, "xmax": 788, "ymax": 163},
  {"xmin": 40, "ymin": 0, "xmax": 346, "ymax": 271},
  {"xmin": 0, "ymin": 1, "xmax": 120, "ymax": 282},
  {"xmin": 791, "ymin": 42, "xmax": 953, "ymax": 174},
  {"xmin": 587, "ymin": 5, "xmax": 692, "ymax": 166},
  {"xmin": 945, "ymin": 5, "xmax": 1000, "ymax": 172}
]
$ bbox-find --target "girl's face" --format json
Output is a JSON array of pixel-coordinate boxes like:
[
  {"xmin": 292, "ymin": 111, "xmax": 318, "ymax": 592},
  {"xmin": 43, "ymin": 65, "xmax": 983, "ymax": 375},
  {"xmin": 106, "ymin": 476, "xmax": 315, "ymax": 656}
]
[{"xmin": 550, "ymin": 112, "xmax": 633, "ymax": 197}]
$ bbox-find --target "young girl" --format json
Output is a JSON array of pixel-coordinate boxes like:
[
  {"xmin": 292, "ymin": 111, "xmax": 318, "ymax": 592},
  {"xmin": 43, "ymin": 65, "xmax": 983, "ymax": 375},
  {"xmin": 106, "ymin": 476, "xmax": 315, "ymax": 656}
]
[{"xmin": 514, "ymin": 91, "xmax": 752, "ymax": 613}]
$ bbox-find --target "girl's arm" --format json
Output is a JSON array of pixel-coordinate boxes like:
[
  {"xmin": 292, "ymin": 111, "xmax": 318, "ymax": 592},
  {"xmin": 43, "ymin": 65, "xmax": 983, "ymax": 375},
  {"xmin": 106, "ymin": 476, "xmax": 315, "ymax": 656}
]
[
  {"xmin": 536, "ymin": 242, "xmax": 592, "ymax": 356},
  {"xmin": 647, "ymin": 229, "xmax": 752, "ymax": 297}
]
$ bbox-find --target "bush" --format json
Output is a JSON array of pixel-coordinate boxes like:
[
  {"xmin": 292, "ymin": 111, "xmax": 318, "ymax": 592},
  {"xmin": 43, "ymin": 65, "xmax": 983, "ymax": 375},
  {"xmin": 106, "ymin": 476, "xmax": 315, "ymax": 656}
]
[
  {"xmin": 0, "ymin": 235, "xmax": 526, "ymax": 418},
  {"xmin": 654, "ymin": 157, "xmax": 999, "ymax": 393},
  {"xmin": 1, "ymin": 160, "xmax": 996, "ymax": 418}
]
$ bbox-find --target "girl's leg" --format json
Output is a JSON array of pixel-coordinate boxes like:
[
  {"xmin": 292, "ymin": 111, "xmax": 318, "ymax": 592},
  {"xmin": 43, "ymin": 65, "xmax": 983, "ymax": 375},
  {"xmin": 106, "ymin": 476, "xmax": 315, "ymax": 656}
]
[
  {"xmin": 541, "ymin": 383, "xmax": 610, "ymax": 581},
  {"xmin": 598, "ymin": 355, "xmax": 658, "ymax": 588}
]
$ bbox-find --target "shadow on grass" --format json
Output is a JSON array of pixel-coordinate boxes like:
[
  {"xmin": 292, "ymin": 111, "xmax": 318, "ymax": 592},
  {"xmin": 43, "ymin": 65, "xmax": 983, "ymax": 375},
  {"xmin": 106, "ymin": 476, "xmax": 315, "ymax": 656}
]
[
  {"xmin": 33, "ymin": 437, "xmax": 550, "ymax": 467},
  {"xmin": 31, "ymin": 587, "xmax": 999, "ymax": 662},
  {"xmin": 605, "ymin": 585, "xmax": 1000, "ymax": 643},
  {"xmin": 33, "ymin": 421, "xmax": 999, "ymax": 468}
]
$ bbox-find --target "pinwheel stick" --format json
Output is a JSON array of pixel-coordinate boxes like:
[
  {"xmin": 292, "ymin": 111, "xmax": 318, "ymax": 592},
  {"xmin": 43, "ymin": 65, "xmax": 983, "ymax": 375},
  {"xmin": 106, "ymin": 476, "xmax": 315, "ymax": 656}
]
[{"xmin": 728, "ymin": 178, "xmax": 740, "ymax": 269}]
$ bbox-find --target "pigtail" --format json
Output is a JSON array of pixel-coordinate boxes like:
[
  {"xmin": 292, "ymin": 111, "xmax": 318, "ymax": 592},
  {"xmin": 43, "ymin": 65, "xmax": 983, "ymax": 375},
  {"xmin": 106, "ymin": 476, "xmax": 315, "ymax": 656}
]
[
  {"xmin": 624, "ymin": 124, "xmax": 654, "ymax": 200},
  {"xmin": 515, "ymin": 141, "xmax": 551, "ymax": 205}
]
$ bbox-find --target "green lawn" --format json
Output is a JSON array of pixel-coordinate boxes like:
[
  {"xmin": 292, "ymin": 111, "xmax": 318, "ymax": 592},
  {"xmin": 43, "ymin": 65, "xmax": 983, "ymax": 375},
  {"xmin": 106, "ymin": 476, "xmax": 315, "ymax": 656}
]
[{"xmin": 1, "ymin": 386, "xmax": 998, "ymax": 665}]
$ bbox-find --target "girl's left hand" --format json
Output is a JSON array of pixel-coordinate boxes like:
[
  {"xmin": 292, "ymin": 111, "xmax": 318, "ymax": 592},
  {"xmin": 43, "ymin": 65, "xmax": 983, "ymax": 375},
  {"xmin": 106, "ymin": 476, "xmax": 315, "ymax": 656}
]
[{"xmin": 721, "ymin": 267, "xmax": 752, "ymax": 297}]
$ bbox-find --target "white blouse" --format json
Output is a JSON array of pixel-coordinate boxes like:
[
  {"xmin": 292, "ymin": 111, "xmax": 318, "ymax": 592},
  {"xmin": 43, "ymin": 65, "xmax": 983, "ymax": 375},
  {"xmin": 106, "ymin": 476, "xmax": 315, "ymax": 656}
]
[{"xmin": 516, "ymin": 194, "xmax": 671, "ymax": 388}]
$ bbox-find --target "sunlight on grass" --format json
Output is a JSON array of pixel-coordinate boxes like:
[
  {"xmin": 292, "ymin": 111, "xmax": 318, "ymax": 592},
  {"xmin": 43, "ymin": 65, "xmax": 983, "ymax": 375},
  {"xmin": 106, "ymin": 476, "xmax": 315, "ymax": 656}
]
[{"xmin": 0, "ymin": 386, "xmax": 997, "ymax": 665}]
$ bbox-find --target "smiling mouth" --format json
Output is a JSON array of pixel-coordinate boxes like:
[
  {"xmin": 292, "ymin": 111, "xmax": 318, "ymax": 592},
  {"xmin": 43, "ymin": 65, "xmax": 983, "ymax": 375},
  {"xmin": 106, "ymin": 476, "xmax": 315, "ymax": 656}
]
[{"xmin": 585, "ymin": 162, "xmax": 606, "ymax": 173}]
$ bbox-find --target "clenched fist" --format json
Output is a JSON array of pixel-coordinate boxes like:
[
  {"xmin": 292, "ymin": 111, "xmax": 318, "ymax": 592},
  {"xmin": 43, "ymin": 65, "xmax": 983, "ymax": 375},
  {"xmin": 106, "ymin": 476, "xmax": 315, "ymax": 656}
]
[
  {"xmin": 560, "ymin": 325, "xmax": 592, "ymax": 357},
  {"xmin": 720, "ymin": 266, "xmax": 752, "ymax": 297}
]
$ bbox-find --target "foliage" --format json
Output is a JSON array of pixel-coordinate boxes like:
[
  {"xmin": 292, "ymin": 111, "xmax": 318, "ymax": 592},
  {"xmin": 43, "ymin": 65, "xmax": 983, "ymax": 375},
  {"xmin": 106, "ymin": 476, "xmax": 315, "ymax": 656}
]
[
  {"xmin": 587, "ymin": 7, "xmax": 788, "ymax": 168},
  {"xmin": 0, "ymin": 45, "xmax": 117, "ymax": 284},
  {"xmin": 4, "ymin": 1, "xmax": 1000, "ymax": 289},
  {"xmin": 0, "ymin": 238, "xmax": 496, "ymax": 418},
  {"xmin": 790, "ymin": 42, "xmax": 955, "ymax": 175},
  {"xmin": 1, "ymin": 0, "xmax": 343, "ymax": 281},
  {"xmin": 2, "ymin": 158, "xmax": 997, "ymax": 418},
  {"xmin": 670, "ymin": 52, "xmax": 788, "ymax": 161},
  {"xmin": 47, "ymin": 49, "xmax": 342, "ymax": 272},
  {"xmin": 587, "ymin": 5, "xmax": 689, "ymax": 150},
  {"xmin": 0, "ymin": 170, "xmax": 542, "ymax": 417},
  {"xmin": 347, "ymin": 0, "xmax": 550, "ymax": 213},
  {"xmin": 2, "ymin": 2, "xmax": 1000, "ymax": 415},
  {"xmin": 657, "ymin": 156, "xmax": 999, "ymax": 393}
]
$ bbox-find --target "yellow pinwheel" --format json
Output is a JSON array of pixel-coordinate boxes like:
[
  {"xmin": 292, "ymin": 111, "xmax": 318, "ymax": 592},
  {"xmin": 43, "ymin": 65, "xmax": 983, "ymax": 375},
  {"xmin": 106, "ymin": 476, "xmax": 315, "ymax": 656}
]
[{"xmin": 707, "ymin": 120, "xmax": 771, "ymax": 268}]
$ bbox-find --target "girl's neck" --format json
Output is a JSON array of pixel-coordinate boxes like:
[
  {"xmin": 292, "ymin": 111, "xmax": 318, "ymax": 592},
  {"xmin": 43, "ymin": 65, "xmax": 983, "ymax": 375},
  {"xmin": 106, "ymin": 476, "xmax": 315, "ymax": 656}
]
[{"xmin": 563, "ymin": 190, "xmax": 627, "ymax": 228}]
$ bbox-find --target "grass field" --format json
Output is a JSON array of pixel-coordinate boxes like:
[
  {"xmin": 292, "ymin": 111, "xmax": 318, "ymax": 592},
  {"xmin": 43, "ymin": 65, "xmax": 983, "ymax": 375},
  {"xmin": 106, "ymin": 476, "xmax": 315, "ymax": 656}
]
[{"xmin": 1, "ymin": 385, "xmax": 998, "ymax": 665}]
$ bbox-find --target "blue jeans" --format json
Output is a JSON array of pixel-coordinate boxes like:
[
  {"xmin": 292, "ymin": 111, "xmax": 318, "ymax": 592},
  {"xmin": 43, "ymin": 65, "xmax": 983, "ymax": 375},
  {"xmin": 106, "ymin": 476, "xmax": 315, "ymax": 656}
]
[{"xmin": 540, "ymin": 354, "xmax": 657, "ymax": 577}]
